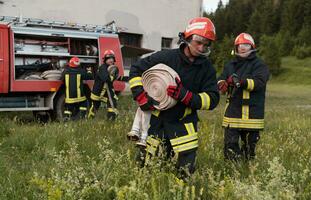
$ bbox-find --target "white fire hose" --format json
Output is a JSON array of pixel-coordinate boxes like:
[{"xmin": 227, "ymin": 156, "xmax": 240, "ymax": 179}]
[{"xmin": 142, "ymin": 64, "xmax": 180, "ymax": 110}]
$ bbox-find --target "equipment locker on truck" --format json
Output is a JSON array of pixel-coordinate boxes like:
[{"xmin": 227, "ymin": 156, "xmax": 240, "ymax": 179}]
[{"xmin": 0, "ymin": 16, "xmax": 125, "ymax": 121}]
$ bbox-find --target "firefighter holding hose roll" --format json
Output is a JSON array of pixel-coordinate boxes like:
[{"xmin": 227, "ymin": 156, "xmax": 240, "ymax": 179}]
[
  {"xmin": 88, "ymin": 50, "xmax": 119, "ymax": 120},
  {"xmin": 129, "ymin": 17, "xmax": 219, "ymax": 178}
]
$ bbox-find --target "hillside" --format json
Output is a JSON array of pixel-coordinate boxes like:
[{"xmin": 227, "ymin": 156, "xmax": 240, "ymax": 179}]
[{"xmin": 271, "ymin": 56, "xmax": 311, "ymax": 85}]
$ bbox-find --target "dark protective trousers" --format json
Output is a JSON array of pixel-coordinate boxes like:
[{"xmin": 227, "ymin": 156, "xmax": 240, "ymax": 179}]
[
  {"xmin": 89, "ymin": 99, "xmax": 118, "ymax": 120},
  {"xmin": 224, "ymin": 128, "xmax": 260, "ymax": 161},
  {"xmin": 143, "ymin": 115, "xmax": 199, "ymax": 177},
  {"xmin": 64, "ymin": 101, "xmax": 87, "ymax": 120}
]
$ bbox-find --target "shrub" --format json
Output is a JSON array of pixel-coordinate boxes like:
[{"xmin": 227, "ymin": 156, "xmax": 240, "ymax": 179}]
[
  {"xmin": 292, "ymin": 45, "xmax": 311, "ymax": 59},
  {"xmin": 259, "ymin": 35, "xmax": 282, "ymax": 75}
]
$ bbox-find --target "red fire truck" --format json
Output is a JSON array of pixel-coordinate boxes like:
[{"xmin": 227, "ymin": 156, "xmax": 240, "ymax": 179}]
[{"xmin": 0, "ymin": 16, "xmax": 125, "ymax": 120}]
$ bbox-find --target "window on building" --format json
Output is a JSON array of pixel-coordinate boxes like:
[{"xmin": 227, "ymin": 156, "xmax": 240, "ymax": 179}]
[
  {"xmin": 119, "ymin": 32, "xmax": 142, "ymax": 47},
  {"xmin": 161, "ymin": 37, "xmax": 173, "ymax": 50},
  {"xmin": 119, "ymin": 33, "xmax": 143, "ymax": 71}
]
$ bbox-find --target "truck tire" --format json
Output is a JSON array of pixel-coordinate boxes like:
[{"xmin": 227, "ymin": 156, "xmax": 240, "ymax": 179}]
[
  {"xmin": 52, "ymin": 92, "xmax": 66, "ymax": 121},
  {"xmin": 33, "ymin": 111, "xmax": 51, "ymax": 123}
]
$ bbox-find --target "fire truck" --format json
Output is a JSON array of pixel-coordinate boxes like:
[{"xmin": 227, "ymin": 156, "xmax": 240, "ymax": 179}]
[{"xmin": 0, "ymin": 16, "xmax": 125, "ymax": 120}]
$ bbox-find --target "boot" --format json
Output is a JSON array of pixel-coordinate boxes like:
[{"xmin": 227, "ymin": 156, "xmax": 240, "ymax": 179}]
[
  {"xmin": 136, "ymin": 138, "xmax": 147, "ymax": 148},
  {"xmin": 127, "ymin": 130, "xmax": 140, "ymax": 141}
]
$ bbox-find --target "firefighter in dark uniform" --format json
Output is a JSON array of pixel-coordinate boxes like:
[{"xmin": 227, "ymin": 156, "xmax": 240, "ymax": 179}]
[
  {"xmin": 217, "ymin": 33, "xmax": 270, "ymax": 161},
  {"xmin": 63, "ymin": 57, "xmax": 91, "ymax": 120},
  {"xmin": 88, "ymin": 50, "xmax": 119, "ymax": 120},
  {"xmin": 129, "ymin": 17, "xmax": 219, "ymax": 177}
]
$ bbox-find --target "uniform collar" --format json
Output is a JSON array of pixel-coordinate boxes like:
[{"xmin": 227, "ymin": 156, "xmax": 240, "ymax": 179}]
[{"xmin": 233, "ymin": 52, "xmax": 257, "ymax": 63}]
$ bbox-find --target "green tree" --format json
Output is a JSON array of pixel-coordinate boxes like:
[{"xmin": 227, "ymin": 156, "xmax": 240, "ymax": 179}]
[{"xmin": 259, "ymin": 35, "xmax": 281, "ymax": 75}]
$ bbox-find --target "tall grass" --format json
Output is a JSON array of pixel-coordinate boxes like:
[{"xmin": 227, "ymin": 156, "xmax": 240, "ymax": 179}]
[{"xmin": 0, "ymin": 82, "xmax": 310, "ymax": 199}]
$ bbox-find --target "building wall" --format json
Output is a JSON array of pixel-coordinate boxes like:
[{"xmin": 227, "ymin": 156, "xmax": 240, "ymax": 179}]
[{"xmin": 0, "ymin": 0, "xmax": 203, "ymax": 51}]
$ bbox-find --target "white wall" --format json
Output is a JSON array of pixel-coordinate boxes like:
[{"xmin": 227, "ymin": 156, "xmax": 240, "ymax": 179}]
[{"xmin": 0, "ymin": 0, "xmax": 203, "ymax": 50}]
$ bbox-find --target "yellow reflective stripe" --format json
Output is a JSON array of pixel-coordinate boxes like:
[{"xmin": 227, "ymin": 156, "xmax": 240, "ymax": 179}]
[
  {"xmin": 146, "ymin": 145, "xmax": 157, "ymax": 155},
  {"xmin": 222, "ymin": 117, "xmax": 264, "ymax": 129},
  {"xmin": 107, "ymin": 108, "xmax": 118, "ymax": 113},
  {"xmin": 91, "ymin": 93, "xmax": 100, "ymax": 101},
  {"xmin": 64, "ymin": 111, "xmax": 72, "ymax": 114},
  {"xmin": 147, "ymin": 136, "xmax": 160, "ymax": 147},
  {"xmin": 222, "ymin": 121, "xmax": 264, "ymax": 129},
  {"xmin": 65, "ymin": 96, "xmax": 86, "ymax": 103},
  {"xmin": 172, "ymin": 140, "xmax": 199, "ymax": 153},
  {"xmin": 100, "ymin": 88, "xmax": 107, "ymax": 97},
  {"xmin": 79, "ymin": 107, "xmax": 87, "ymax": 111},
  {"xmin": 243, "ymin": 90, "xmax": 250, "ymax": 99},
  {"xmin": 170, "ymin": 132, "xmax": 198, "ymax": 146},
  {"xmin": 247, "ymin": 79, "xmax": 254, "ymax": 91},
  {"xmin": 179, "ymin": 107, "xmax": 192, "ymax": 120},
  {"xmin": 185, "ymin": 123, "xmax": 195, "ymax": 135},
  {"xmin": 242, "ymin": 105, "xmax": 249, "ymax": 119},
  {"xmin": 77, "ymin": 74, "xmax": 81, "ymax": 98},
  {"xmin": 199, "ymin": 92, "xmax": 210, "ymax": 110},
  {"xmin": 223, "ymin": 117, "xmax": 264, "ymax": 123},
  {"xmin": 152, "ymin": 110, "xmax": 160, "ymax": 117},
  {"xmin": 65, "ymin": 74, "xmax": 69, "ymax": 98},
  {"xmin": 242, "ymin": 90, "xmax": 250, "ymax": 119},
  {"xmin": 114, "ymin": 94, "xmax": 119, "ymax": 101},
  {"xmin": 224, "ymin": 101, "xmax": 229, "ymax": 114},
  {"xmin": 129, "ymin": 77, "xmax": 143, "ymax": 88},
  {"xmin": 88, "ymin": 104, "xmax": 95, "ymax": 118}
]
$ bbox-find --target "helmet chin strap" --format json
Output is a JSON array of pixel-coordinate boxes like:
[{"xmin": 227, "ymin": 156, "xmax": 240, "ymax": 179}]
[
  {"xmin": 187, "ymin": 42, "xmax": 211, "ymax": 57},
  {"xmin": 178, "ymin": 32, "xmax": 211, "ymax": 57},
  {"xmin": 235, "ymin": 49, "xmax": 257, "ymax": 57}
]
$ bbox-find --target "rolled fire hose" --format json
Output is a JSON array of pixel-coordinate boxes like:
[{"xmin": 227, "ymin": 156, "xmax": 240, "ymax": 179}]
[
  {"xmin": 40, "ymin": 70, "xmax": 62, "ymax": 80},
  {"xmin": 142, "ymin": 63, "xmax": 180, "ymax": 110}
]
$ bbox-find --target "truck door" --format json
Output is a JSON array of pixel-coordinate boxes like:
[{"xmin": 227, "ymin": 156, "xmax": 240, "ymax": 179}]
[{"xmin": 0, "ymin": 25, "xmax": 9, "ymax": 93}]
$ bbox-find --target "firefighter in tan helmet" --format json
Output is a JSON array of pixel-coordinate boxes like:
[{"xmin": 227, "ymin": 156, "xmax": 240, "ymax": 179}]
[
  {"xmin": 62, "ymin": 57, "xmax": 91, "ymax": 120},
  {"xmin": 89, "ymin": 50, "xmax": 119, "ymax": 120},
  {"xmin": 217, "ymin": 33, "xmax": 270, "ymax": 161},
  {"xmin": 129, "ymin": 17, "xmax": 219, "ymax": 178}
]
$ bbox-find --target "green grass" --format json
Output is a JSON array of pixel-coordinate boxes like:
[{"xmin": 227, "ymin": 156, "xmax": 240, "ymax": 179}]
[
  {"xmin": 0, "ymin": 83, "xmax": 310, "ymax": 200},
  {"xmin": 0, "ymin": 55, "xmax": 311, "ymax": 199},
  {"xmin": 271, "ymin": 56, "xmax": 311, "ymax": 85}
]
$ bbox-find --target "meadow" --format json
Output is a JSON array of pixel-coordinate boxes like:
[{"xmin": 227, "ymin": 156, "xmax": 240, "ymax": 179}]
[{"xmin": 0, "ymin": 57, "xmax": 310, "ymax": 199}]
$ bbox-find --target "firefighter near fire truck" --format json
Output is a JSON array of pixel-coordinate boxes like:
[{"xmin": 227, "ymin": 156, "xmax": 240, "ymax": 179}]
[
  {"xmin": 88, "ymin": 50, "xmax": 119, "ymax": 120},
  {"xmin": 217, "ymin": 33, "xmax": 270, "ymax": 161},
  {"xmin": 0, "ymin": 16, "xmax": 126, "ymax": 121},
  {"xmin": 129, "ymin": 17, "xmax": 219, "ymax": 177},
  {"xmin": 62, "ymin": 57, "xmax": 92, "ymax": 120}
]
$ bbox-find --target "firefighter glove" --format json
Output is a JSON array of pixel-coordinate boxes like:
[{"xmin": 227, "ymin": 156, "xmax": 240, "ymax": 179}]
[
  {"xmin": 227, "ymin": 73, "xmax": 241, "ymax": 88},
  {"xmin": 167, "ymin": 77, "xmax": 193, "ymax": 106},
  {"xmin": 135, "ymin": 91, "xmax": 159, "ymax": 111},
  {"xmin": 218, "ymin": 80, "xmax": 228, "ymax": 93}
]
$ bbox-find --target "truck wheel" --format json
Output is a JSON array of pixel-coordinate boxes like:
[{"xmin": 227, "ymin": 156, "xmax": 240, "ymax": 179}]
[
  {"xmin": 33, "ymin": 111, "xmax": 51, "ymax": 123},
  {"xmin": 52, "ymin": 92, "xmax": 66, "ymax": 121}
]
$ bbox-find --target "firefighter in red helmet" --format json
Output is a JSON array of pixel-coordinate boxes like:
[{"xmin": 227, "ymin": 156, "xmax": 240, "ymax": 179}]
[
  {"xmin": 89, "ymin": 50, "xmax": 119, "ymax": 120},
  {"xmin": 217, "ymin": 33, "xmax": 269, "ymax": 161},
  {"xmin": 62, "ymin": 57, "xmax": 92, "ymax": 120},
  {"xmin": 129, "ymin": 17, "xmax": 219, "ymax": 178}
]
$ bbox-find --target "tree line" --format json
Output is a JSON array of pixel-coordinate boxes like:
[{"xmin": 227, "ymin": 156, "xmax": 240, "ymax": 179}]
[{"xmin": 205, "ymin": 0, "xmax": 311, "ymax": 75}]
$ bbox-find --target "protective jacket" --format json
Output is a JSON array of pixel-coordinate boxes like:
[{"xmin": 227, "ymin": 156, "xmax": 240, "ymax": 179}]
[
  {"xmin": 91, "ymin": 64, "xmax": 116, "ymax": 104},
  {"xmin": 218, "ymin": 52, "xmax": 269, "ymax": 130},
  {"xmin": 129, "ymin": 44, "xmax": 219, "ymax": 162},
  {"xmin": 129, "ymin": 44, "xmax": 219, "ymax": 123},
  {"xmin": 62, "ymin": 66, "xmax": 91, "ymax": 104}
]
